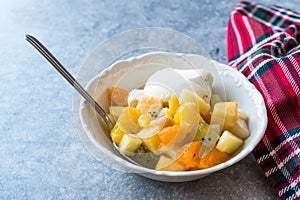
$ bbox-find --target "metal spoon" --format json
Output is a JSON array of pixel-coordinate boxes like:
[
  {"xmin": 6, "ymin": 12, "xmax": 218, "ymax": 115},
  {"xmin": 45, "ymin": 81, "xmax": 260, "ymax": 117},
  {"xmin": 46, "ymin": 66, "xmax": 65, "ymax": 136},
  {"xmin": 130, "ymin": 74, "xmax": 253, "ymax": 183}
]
[{"xmin": 25, "ymin": 34, "xmax": 140, "ymax": 166}]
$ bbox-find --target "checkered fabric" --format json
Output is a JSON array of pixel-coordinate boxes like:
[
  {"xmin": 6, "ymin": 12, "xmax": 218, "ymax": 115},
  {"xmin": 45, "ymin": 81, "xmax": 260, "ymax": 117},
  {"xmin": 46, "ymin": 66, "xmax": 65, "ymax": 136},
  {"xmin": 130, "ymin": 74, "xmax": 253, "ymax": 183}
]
[{"xmin": 227, "ymin": 1, "xmax": 300, "ymax": 199}]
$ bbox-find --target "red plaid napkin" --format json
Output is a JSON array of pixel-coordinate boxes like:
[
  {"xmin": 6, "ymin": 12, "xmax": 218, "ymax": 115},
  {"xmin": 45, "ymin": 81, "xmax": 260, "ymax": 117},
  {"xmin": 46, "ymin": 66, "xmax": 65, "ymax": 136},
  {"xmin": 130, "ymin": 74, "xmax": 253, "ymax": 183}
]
[{"xmin": 227, "ymin": 1, "xmax": 300, "ymax": 199}]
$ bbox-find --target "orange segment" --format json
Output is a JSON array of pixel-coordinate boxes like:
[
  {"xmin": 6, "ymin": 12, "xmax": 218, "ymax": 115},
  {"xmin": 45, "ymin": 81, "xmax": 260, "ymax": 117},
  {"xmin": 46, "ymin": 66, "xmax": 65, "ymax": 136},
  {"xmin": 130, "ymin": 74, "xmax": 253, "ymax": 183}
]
[
  {"xmin": 176, "ymin": 141, "xmax": 231, "ymax": 170},
  {"xmin": 176, "ymin": 141, "xmax": 201, "ymax": 170},
  {"xmin": 166, "ymin": 96, "xmax": 179, "ymax": 117},
  {"xmin": 198, "ymin": 148, "xmax": 231, "ymax": 169},
  {"xmin": 158, "ymin": 124, "xmax": 180, "ymax": 145},
  {"xmin": 110, "ymin": 124, "xmax": 126, "ymax": 145},
  {"xmin": 136, "ymin": 96, "xmax": 163, "ymax": 113},
  {"xmin": 109, "ymin": 87, "xmax": 129, "ymax": 106}
]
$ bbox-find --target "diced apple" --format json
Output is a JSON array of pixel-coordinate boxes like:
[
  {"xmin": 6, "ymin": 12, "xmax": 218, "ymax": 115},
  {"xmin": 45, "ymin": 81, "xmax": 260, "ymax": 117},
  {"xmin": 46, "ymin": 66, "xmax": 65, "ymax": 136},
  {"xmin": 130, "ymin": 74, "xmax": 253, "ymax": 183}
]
[
  {"xmin": 229, "ymin": 118, "xmax": 250, "ymax": 140},
  {"xmin": 119, "ymin": 134, "xmax": 143, "ymax": 154},
  {"xmin": 155, "ymin": 155, "xmax": 185, "ymax": 171},
  {"xmin": 216, "ymin": 130, "xmax": 243, "ymax": 154}
]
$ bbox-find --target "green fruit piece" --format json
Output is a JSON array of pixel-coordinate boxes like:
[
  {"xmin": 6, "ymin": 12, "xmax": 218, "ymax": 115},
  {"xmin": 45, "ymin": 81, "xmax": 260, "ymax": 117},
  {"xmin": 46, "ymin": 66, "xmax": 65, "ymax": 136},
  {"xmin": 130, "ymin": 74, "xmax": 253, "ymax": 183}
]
[
  {"xmin": 194, "ymin": 122, "xmax": 209, "ymax": 141},
  {"xmin": 199, "ymin": 126, "xmax": 220, "ymax": 158},
  {"xmin": 128, "ymin": 150, "xmax": 159, "ymax": 169}
]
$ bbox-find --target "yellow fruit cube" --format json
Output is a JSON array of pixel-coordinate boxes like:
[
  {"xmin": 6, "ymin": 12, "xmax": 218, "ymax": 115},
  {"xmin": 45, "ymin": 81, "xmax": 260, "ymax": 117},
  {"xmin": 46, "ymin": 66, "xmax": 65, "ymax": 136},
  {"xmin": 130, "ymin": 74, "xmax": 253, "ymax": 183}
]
[
  {"xmin": 110, "ymin": 124, "xmax": 126, "ymax": 145},
  {"xmin": 109, "ymin": 106, "xmax": 125, "ymax": 121},
  {"xmin": 137, "ymin": 126, "xmax": 161, "ymax": 151},
  {"xmin": 117, "ymin": 107, "xmax": 141, "ymax": 134},
  {"xmin": 216, "ymin": 130, "xmax": 243, "ymax": 154},
  {"xmin": 119, "ymin": 134, "xmax": 143, "ymax": 154},
  {"xmin": 210, "ymin": 101, "xmax": 238, "ymax": 131},
  {"xmin": 174, "ymin": 102, "xmax": 200, "ymax": 133},
  {"xmin": 179, "ymin": 89, "xmax": 210, "ymax": 116}
]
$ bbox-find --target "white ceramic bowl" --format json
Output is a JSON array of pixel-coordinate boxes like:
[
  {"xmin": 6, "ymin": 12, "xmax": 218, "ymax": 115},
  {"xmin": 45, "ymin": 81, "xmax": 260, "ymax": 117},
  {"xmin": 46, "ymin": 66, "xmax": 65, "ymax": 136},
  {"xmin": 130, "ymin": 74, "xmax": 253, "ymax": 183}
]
[{"xmin": 78, "ymin": 52, "xmax": 267, "ymax": 182}]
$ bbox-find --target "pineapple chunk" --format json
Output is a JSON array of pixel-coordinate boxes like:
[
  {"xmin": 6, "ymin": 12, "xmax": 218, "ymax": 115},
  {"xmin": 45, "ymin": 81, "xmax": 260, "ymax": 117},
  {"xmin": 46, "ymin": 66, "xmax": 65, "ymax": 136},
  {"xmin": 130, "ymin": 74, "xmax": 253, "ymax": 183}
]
[
  {"xmin": 137, "ymin": 126, "xmax": 161, "ymax": 151},
  {"xmin": 117, "ymin": 107, "xmax": 141, "ymax": 134},
  {"xmin": 224, "ymin": 101, "xmax": 238, "ymax": 130},
  {"xmin": 197, "ymin": 96, "xmax": 211, "ymax": 116},
  {"xmin": 109, "ymin": 106, "xmax": 125, "ymax": 121},
  {"xmin": 211, "ymin": 101, "xmax": 238, "ymax": 131},
  {"xmin": 179, "ymin": 89, "xmax": 210, "ymax": 116},
  {"xmin": 229, "ymin": 118, "xmax": 250, "ymax": 140},
  {"xmin": 155, "ymin": 155, "xmax": 185, "ymax": 171},
  {"xmin": 216, "ymin": 130, "xmax": 243, "ymax": 154},
  {"xmin": 119, "ymin": 134, "xmax": 143, "ymax": 154},
  {"xmin": 174, "ymin": 102, "xmax": 200, "ymax": 133}
]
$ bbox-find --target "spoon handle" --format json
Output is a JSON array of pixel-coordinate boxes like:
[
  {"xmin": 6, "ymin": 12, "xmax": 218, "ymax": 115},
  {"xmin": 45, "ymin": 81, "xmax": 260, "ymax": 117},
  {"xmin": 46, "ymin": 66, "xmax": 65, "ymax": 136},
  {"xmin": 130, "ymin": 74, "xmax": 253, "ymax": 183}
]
[{"xmin": 25, "ymin": 35, "xmax": 113, "ymax": 131}]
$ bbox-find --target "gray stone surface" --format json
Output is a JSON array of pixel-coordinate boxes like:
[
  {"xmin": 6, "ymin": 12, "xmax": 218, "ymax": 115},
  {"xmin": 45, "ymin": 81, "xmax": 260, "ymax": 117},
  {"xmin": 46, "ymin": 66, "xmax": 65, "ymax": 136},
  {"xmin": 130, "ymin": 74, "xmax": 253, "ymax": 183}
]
[{"xmin": 1, "ymin": 0, "xmax": 299, "ymax": 199}]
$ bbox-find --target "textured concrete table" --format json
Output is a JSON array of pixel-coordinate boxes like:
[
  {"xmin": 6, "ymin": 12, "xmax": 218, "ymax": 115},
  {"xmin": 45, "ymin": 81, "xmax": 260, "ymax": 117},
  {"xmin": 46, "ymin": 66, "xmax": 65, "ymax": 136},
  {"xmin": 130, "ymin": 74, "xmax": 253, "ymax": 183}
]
[{"xmin": 1, "ymin": 0, "xmax": 299, "ymax": 199}]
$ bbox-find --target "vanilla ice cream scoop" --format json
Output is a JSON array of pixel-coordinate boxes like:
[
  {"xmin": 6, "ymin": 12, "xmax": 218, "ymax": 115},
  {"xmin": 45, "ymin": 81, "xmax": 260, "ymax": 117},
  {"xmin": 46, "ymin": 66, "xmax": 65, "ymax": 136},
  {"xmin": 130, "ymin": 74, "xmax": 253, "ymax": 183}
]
[{"xmin": 128, "ymin": 68, "xmax": 213, "ymax": 105}]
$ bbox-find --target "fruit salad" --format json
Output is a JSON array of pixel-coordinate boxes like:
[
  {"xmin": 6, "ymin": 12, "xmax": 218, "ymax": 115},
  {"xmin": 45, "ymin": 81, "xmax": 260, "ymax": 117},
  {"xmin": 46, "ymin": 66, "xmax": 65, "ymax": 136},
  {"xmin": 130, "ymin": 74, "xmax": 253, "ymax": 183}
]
[{"xmin": 107, "ymin": 68, "xmax": 250, "ymax": 171}]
